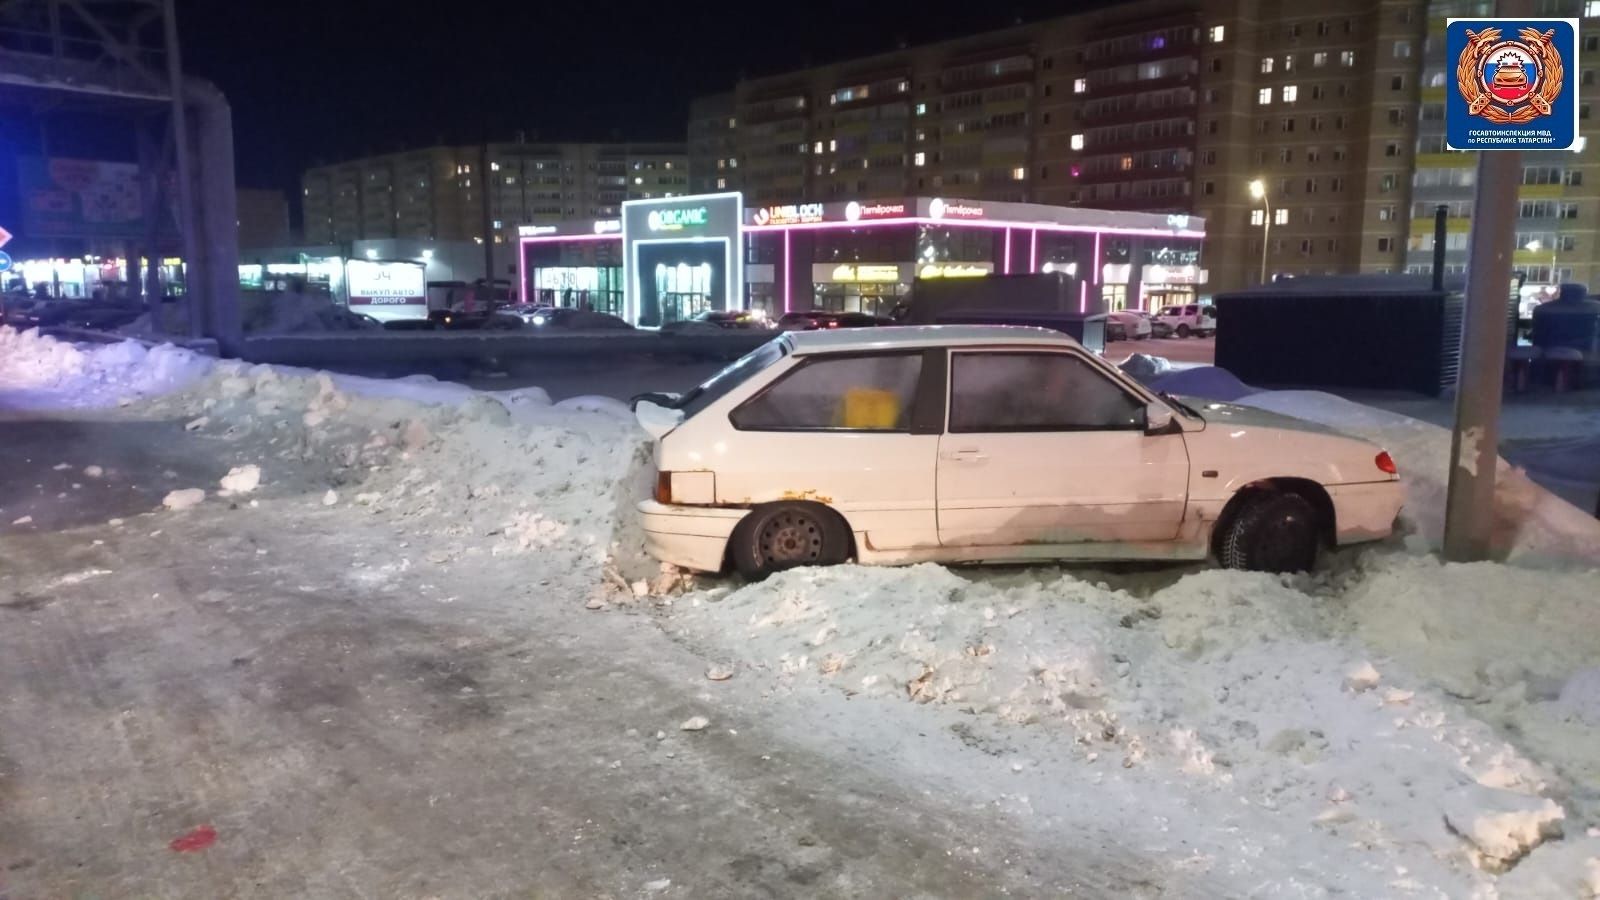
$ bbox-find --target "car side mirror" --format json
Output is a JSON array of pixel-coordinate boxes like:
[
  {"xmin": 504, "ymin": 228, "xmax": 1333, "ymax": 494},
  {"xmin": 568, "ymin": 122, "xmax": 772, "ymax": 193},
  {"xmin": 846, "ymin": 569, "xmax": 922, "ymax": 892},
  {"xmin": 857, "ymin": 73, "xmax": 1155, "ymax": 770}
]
[{"xmin": 1144, "ymin": 401, "xmax": 1175, "ymax": 435}]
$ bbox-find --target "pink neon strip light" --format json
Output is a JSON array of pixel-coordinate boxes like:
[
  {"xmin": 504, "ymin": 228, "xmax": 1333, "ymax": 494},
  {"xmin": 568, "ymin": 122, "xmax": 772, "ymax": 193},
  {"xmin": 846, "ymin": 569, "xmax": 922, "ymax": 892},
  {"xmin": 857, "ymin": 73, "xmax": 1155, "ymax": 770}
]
[
  {"xmin": 518, "ymin": 233, "xmax": 622, "ymax": 244},
  {"xmin": 783, "ymin": 229, "xmax": 792, "ymax": 312},
  {"xmin": 1092, "ymin": 232, "xmax": 1102, "ymax": 284},
  {"xmin": 1002, "ymin": 228, "xmax": 1012, "ymax": 275},
  {"xmin": 741, "ymin": 216, "xmax": 1204, "ymax": 239},
  {"xmin": 1029, "ymin": 229, "xmax": 1038, "ymax": 273},
  {"xmin": 1079, "ymin": 280, "xmax": 1087, "ymax": 313}
]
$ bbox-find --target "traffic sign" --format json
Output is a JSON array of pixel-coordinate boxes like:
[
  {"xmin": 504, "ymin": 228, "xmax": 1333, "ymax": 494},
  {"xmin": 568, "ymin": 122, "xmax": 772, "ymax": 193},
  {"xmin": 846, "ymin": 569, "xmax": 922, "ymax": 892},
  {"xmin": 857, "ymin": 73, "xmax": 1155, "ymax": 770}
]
[
  {"xmin": 0, "ymin": 251, "xmax": 12, "ymax": 273},
  {"xmin": 0, "ymin": 226, "xmax": 11, "ymax": 248}
]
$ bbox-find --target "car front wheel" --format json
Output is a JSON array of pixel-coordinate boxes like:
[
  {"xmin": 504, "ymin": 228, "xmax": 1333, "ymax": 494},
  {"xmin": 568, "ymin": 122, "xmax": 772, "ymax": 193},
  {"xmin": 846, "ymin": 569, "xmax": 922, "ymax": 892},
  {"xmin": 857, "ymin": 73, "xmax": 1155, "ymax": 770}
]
[
  {"xmin": 729, "ymin": 501, "xmax": 852, "ymax": 579},
  {"xmin": 1218, "ymin": 492, "xmax": 1320, "ymax": 573}
]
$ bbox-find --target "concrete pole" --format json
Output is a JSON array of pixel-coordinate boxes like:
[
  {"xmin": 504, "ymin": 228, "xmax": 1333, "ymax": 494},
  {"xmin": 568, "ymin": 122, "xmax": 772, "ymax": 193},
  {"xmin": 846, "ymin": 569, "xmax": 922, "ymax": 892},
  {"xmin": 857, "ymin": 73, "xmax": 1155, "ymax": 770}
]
[
  {"xmin": 1441, "ymin": 0, "xmax": 1530, "ymax": 561},
  {"xmin": 161, "ymin": 0, "xmax": 201, "ymax": 337}
]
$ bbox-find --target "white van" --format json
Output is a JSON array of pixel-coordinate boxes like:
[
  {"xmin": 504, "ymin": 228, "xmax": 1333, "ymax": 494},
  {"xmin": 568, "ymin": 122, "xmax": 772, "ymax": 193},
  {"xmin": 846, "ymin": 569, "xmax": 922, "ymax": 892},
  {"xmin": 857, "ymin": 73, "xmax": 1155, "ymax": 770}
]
[{"xmin": 1153, "ymin": 303, "xmax": 1216, "ymax": 338}]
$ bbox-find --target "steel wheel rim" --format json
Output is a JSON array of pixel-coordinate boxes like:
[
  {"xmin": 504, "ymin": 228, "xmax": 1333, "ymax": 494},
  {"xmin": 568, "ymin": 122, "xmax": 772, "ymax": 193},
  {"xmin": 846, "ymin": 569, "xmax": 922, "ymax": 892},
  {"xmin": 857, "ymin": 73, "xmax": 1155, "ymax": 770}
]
[{"xmin": 758, "ymin": 511, "xmax": 824, "ymax": 565}]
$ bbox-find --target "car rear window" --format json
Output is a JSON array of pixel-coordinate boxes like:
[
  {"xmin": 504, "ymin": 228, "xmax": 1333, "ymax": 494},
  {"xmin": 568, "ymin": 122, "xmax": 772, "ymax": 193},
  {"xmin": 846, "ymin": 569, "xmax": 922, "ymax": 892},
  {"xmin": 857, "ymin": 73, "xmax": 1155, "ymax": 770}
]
[
  {"xmin": 731, "ymin": 352, "xmax": 923, "ymax": 432},
  {"xmin": 675, "ymin": 338, "xmax": 789, "ymax": 419}
]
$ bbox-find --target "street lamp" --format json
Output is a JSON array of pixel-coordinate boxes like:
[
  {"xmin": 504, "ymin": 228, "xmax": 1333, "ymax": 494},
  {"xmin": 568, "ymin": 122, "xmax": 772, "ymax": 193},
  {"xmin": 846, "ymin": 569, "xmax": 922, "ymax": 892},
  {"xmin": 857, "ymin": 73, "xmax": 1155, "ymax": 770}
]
[{"xmin": 1249, "ymin": 178, "xmax": 1270, "ymax": 284}]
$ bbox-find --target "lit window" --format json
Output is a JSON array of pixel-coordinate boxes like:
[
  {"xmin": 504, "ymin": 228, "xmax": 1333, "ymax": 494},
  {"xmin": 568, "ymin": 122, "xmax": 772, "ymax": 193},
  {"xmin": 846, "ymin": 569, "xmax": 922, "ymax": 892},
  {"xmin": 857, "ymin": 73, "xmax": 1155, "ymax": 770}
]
[
  {"xmin": 729, "ymin": 158, "xmax": 738, "ymax": 168},
  {"xmin": 1012, "ymin": 166, "xmax": 1027, "ymax": 181},
  {"xmin": 1209, "ymin": 25, "xmax": 1226, "ymax": 43},
  {"xmin": 1341, "ymin": 50, "xmax": 1356, "ymax": 66},
  {"xmin": 1070, "ymin": 133, "xmax": 1085, "ymax": 150},
  {"xmin": 716, "ymin": 177, "xmax": 727, "ymax": 189},
  {"xmin": 1074, "ymin": 77, "xmax": 1088, "ymax": 93},
  {"xmin": 1251, "ymin": 209, "xmax": 1265, "ymax": 226},
  {"xmin": 634, "ymin": 176, "xmax": 643, "ymax": 185},
  {"xmin": 1587, "ymin": 0, "xmax": 1600, "ymax": 14},
  {"xmin": 1119, "ymin": 156, "xmax": 1133, "ymax": 171},
  {"xmin": 1260, "ymin": 56, "xmax": 1275, "ymax": 73},
  {"xmin": 1283, "ymin": 54, "xmax": 1295, "ymax": 71},
  {"xmin": 492, "ymin": 219, "xmax": 503, "ymax": 229},
  {"xmin": 914, "ymin": 151, "xmax": 927, "ymax": 166},
  {"xmin": 814, "ymin": 141, "xmax": 824, "ymax": 153},
  {"xmin": 898, "ymin": 79, "xmax": 910, "ymax": 92},
  {"xmin": 490, "ymin": 161, "xmax": 500, "ymax": 171},
  {"xmin": 1258, "ymin": 87, "xmax": 1273, "ymax": 105},
  {"xmin": 1274, "ymin": 208, "xmax": 1289, "ymax": 225},
  {"xmin": 1283, "ymin": 85, "xmax": 1298, "ymax": 102},
  {"xmin": 1313, "ymin": 51, "xmax": 1328, "ymax": 67},
  {"xmin": 828, "ymin": 140, "xmax": 836, "ymax": 152},
  {"xmin": 1393, "ymin": 40, "xmax": 1411, "ymax": 58},
  {"xmin": 915, "ymin": 102, "xmax": 928, "ymax": 115},
  {"xmin": 664, "ymin": 161, "xmax": 674, "ymax": 170}
]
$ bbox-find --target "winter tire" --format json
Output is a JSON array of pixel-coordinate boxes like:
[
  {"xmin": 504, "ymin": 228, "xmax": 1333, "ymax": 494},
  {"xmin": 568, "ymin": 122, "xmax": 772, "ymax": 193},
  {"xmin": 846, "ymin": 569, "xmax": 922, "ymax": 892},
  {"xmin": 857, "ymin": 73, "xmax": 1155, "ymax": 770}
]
[
  {"xmin": 1219, "ymin": 492, "xmax": 1320, "ymax": 573},
  {"xmin": 730, "ymin": 502, "xmax": 852, "ymax": 579}
]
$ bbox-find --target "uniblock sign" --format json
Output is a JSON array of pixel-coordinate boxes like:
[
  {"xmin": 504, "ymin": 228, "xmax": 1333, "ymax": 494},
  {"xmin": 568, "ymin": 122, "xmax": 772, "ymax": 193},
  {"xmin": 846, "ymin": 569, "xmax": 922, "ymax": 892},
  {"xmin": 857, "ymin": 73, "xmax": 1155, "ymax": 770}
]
[
  {"xmin": 345, "ymin": 259, "xmax": 427, "ymax": 322},
  {"xmin": 1446, "ymin": 18, "xmax": 1579, "ymax": 151}
]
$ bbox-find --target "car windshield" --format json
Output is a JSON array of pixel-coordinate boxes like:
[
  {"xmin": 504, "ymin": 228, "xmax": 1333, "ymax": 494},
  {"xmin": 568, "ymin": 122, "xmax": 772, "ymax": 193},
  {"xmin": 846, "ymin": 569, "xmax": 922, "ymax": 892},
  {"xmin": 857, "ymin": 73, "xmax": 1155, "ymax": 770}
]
[{"xmin": 674, "ymin": 337, "xmax": 790, "ymax": 418}]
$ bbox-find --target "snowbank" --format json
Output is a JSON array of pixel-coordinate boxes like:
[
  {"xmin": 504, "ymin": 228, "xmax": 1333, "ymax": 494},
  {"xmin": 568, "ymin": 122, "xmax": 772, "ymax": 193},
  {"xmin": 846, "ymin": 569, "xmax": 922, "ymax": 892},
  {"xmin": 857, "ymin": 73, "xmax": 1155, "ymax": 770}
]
[
  {"xmin": 1238, "ymin": 390, "xmax": 1600, "ymax": 562},
  {"xmin": 0, "ymin": 326, "xmax": 213, "ymax": 408}
]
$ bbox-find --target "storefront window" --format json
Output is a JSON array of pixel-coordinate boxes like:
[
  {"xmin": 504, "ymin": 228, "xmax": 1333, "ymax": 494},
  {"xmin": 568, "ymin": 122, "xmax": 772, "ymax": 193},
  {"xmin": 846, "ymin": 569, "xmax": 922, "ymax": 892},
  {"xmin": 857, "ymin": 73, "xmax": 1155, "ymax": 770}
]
[
  {"xmin": 815, "ymin": 225, "xmax": 916, "ymax": 263},
  {"xmin": 529, "ymin": 266, "xmax": 624, "ymax": 315},
  {"xmin": 746, "ymin": 233, "xmax": 781, "ymax": 265},
  {"xmin": 917, "ymin": 225, "xmax": 994, "ymax": 263},
  {"xmin": 813, "ymin": 282, "xmax": 910, "ymax": 317},
  {"xmin": 1101, "ymin": 284, "xmax": 1128, "ymax": 310}
]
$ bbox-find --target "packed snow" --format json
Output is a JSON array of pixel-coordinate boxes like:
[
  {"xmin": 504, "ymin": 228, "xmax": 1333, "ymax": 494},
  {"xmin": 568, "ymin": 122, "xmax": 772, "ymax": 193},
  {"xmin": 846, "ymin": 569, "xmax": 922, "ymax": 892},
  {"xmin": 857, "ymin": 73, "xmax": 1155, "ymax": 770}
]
[{"xmin": 4, "ymin": 326, "xmax": 1599, "ymax": 896}]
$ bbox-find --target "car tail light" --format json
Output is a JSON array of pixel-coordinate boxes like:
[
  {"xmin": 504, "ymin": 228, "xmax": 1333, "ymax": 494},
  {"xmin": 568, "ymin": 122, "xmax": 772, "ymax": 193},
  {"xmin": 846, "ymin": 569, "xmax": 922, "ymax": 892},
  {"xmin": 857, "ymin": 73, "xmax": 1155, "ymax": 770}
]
[
  {"xmin": 655, "ymin": 471, "xmax": 673, "ymax": 504},
  {"xmin": 1375, "ymin": 451, "xmax": 1398, "ymax": 475}
]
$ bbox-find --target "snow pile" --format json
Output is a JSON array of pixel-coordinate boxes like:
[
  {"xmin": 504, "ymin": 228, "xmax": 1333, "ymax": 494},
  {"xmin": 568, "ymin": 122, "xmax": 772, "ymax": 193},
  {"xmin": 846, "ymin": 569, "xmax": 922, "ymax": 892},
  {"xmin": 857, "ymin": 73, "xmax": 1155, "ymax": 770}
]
[
  {"xmin": 666, "ymin": 560, "xmax": 1596, "ymax": 890},
  {"xmin": 1238, "ymin": 390, "xmax": 1600, "ymax": 562},
  {"xmin": 1148, "ymin": 365, "xmax": 1258, "ymax": 402},
  {"xmin": 0, "ymin": 326, "xmax": 213, "ymax": 408},
  {"xmin": 139, "ymin": 360, "xmax": 658, "ymax": 585}
]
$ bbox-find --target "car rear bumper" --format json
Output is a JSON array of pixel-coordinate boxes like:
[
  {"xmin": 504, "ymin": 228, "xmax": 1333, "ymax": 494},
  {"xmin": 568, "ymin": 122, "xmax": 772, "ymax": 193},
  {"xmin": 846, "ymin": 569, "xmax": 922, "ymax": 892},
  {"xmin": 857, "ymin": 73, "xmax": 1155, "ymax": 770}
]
[
  {"xmin": 637, "ymin": 500, "xmax": 750, "ymax": 573},
  {"xmin": 1328, "ymin": 481, "xmax": 1405, "ymax": 545}
]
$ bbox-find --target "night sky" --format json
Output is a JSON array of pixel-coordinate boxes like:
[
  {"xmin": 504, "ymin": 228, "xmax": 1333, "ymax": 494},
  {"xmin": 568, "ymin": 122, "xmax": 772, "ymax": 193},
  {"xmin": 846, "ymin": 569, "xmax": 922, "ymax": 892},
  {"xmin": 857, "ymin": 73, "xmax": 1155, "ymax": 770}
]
[{"xmin": 176, "ymin": 0, "xmax": 1086, "ymax": 200}]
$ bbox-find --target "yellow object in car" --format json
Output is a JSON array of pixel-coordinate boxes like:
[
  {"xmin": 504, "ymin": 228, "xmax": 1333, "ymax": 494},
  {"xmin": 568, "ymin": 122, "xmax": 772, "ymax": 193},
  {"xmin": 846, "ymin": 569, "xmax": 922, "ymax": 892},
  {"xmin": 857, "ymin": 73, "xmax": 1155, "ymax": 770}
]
[{"xmin": 835, "ymin": 387, "xmax": 902, "ymax": 430}]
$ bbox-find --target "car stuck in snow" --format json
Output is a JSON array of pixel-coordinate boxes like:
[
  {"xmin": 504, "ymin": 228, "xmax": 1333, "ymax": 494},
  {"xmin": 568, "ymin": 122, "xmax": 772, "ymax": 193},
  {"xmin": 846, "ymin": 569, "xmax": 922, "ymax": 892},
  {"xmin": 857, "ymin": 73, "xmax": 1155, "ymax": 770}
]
[{"xmin": 634, "ymin": 325, "xmax": 1403, "ymax": 578}]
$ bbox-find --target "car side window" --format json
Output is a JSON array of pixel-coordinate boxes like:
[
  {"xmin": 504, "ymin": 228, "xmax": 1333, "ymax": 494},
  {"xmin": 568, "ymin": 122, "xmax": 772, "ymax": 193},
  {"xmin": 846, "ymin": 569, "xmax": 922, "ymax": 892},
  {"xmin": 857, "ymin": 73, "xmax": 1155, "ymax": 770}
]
[
  {"xmin": 731, "ymin": 352, "xmax": 923, "ymax": 432},
  {"xmin": 1184, "ymin": 305, "xmax": 1199, "ymax": 315},
  {"xmin": 1158, "ymin": 306, "xmax": 1178, "ymax": 317},
  {"xmin": 948, "ymin": 352, "xmax": 1144, "ymax": 433}
]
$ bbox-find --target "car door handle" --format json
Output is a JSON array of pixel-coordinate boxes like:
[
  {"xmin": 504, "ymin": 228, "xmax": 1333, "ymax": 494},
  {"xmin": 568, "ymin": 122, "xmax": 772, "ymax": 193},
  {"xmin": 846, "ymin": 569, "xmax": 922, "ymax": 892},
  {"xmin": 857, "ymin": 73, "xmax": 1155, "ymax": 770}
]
[{"xmin": 941, "ymin": 447, "xmax": 989, "ymax": 462}]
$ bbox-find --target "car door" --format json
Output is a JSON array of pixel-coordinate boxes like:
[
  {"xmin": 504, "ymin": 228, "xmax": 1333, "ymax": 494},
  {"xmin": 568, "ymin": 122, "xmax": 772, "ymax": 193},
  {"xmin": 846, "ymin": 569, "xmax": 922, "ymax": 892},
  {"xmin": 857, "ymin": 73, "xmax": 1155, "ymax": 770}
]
[
  {"xmin": 935, "ymin": 349, "xmax": 1190, "ymax": 547},
  {"xmin": 720, "ymin": 349, "xmax": 944, "ymax": 550}
]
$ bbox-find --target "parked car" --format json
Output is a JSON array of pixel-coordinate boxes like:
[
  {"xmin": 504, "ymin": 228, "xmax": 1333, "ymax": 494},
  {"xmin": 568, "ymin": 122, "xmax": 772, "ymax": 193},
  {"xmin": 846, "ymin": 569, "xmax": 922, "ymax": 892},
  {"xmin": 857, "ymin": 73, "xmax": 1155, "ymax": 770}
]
[
  {"xmin": 1152, "ymin": 303, "xmax": 1216, "ymax": 338},
  {"xmin": 1103, "ymin": 310, "xmax": 1153, "ymax": 342},
  {"xmin": 428, "ymin": 307, "xmax": 524, "ymax": 330},
  {"xmin": 526, "ymin": 306, "xmax": 633, "ymax": 330},
  {"xmin": 776, "ymin": 310, "xmax": 891, "ymax": 331},
  {"xmin": 633, "ymin": 325, "xmax": 1402, "ymax": 579},
  {"xmin": 660, "ymin": 309, "xmax": 775, "ymax": 334}
]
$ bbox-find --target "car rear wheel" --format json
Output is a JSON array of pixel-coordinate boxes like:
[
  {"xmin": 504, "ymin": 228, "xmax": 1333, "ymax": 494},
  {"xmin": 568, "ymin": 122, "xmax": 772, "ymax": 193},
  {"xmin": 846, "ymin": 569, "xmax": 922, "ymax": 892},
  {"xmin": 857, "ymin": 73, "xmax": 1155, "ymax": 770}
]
[
  {"xmin": 1176, "ymin": 324, "xmax": 1192, "ymax": 338},
  {"xmin": 730, "ymin": 501, "xmax": 852, "ymax": 579},
  {"xmin": 1219, "ymin": 492, "xmax": 1320, "ymax": 573}
]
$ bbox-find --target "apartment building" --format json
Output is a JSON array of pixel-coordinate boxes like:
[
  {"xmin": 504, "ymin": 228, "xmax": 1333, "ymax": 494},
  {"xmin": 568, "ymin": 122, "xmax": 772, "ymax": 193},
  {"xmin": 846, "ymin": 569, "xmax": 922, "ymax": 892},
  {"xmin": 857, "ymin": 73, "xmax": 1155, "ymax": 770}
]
[
  {"xmin": 301, "ymin": 142, "xmax": 688, "ymax": 249},
  {"xmin": 694, "ymin": 0, "xmax": 1598, "ymax": 294},
  {"xmin": 688, "ymin": 94, "xmax": 739, "ymax": 195}
]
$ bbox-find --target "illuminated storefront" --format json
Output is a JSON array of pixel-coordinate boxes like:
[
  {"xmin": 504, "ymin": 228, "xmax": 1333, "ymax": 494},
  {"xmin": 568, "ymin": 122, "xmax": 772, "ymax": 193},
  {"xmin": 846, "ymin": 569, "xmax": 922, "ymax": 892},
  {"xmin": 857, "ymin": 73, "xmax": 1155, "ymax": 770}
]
[{"xmin": 518, "ymin": 194, "xmax": 1206, "ymax": 326}]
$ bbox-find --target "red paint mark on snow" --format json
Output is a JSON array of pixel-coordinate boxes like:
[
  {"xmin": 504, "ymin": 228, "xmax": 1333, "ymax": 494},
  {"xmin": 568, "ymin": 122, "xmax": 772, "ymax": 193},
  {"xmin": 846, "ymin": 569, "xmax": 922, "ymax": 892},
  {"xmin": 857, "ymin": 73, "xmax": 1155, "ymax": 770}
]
[{"xmin": 169, "ymin": 825, "xmax": 216, "ymax": 852}]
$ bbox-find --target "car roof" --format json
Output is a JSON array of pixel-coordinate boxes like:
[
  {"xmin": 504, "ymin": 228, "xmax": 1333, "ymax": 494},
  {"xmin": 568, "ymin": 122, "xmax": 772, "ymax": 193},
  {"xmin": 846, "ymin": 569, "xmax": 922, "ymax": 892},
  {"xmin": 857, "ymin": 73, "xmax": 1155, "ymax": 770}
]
[{"xmin": 785, "ymin": 324, "xmax": 1079, "ymax": 354}]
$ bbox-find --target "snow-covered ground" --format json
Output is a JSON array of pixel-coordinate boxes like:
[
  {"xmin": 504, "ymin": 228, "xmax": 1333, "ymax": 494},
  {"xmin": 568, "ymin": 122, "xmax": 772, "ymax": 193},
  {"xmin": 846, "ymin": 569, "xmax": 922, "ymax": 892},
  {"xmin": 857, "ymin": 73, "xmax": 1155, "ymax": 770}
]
[{"xmin": 3, "ymin": 324, "xmax": 1599, "ymax": 897}]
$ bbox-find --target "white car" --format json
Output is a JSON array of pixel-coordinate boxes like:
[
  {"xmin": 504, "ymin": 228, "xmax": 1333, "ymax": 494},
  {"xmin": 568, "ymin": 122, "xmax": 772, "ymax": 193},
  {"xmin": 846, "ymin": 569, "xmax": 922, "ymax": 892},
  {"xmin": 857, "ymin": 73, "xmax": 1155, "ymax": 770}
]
[
  {"xmin": 635, "ymin": 326, "xmax": 1402, "ymax": 579},
  {"xmin": 1103, "ymin": 310, "xmax": 1153, "ymax": 342},
  {"xmin": 1153, "ymin": 303, "xmax": 1216, "ymax": 338}
]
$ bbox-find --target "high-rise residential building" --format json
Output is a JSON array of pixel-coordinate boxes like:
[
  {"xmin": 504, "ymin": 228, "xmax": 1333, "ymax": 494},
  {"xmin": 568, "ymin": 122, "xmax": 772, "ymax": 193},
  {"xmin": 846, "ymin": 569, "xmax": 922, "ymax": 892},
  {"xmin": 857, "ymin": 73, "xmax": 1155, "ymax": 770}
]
[
  {"xmin": 301, "ymin": 142, "xmax": 688, "ymax": 249},
  {"xmin": 688, "ymin": 94, "xmax": 739, "ymax": 195},
  {"xmin": 694, "ymin": 0, "xmax": 1598, "ymax": 294}
]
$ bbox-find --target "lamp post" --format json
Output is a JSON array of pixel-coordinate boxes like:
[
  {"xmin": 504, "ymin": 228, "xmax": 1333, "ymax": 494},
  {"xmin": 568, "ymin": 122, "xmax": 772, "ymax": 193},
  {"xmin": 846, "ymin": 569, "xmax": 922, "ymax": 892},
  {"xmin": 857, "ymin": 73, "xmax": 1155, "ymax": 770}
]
[{"xmin": 1249, "ymin": 178, "xmax": 1270, "ymax": 284}]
